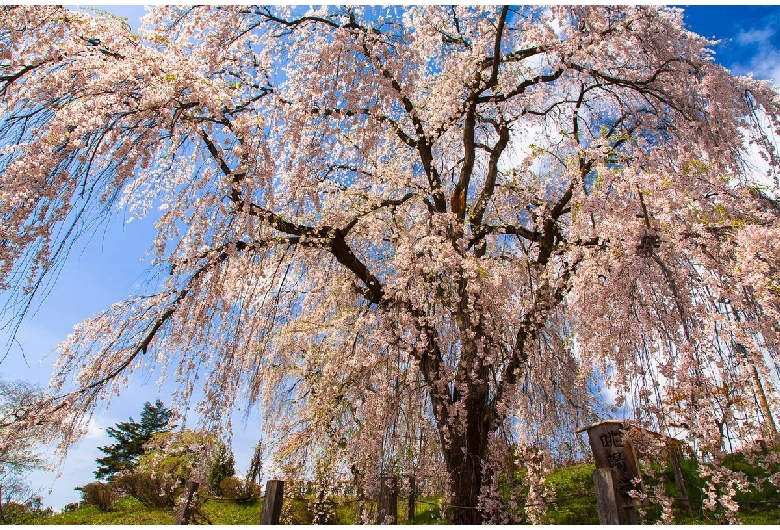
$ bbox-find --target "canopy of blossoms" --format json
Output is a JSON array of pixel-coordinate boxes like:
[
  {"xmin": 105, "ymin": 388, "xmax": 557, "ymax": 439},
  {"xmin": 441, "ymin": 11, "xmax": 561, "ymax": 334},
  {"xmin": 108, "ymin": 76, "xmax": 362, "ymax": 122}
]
[{"xmin": 1, "ymin": 6, "xmax": 779, "ymax": 523}]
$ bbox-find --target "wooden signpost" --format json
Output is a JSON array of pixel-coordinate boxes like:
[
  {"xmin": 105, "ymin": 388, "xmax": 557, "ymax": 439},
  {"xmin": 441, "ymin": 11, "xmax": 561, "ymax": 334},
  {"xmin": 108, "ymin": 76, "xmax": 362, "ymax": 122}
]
[
  {"xmin": 260, "ymin": 480, "xmax": 285, "ymax": 525},
  {"xmin": 376, "ymin": 475, "xmax": 398, "ymax": 524},
  {"xmin": 579, "ymin": 421, "xmax": 644, "ymax": 525},
  {"xmin": 174, "ymin": 479, "xmax": 200, "ymax": 525}
]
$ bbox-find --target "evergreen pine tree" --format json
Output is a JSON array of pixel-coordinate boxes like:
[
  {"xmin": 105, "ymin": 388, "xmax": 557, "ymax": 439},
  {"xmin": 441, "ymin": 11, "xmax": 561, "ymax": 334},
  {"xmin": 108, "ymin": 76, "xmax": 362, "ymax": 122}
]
[
  {"xmin": 246, "ymin": 443, "xmax": 263, "ymax": 488},
  {"xmin": 207, "ymin": 441, "xmax": 236, "ymax": 495},
  {"xmin": 94, "ymin": 400, "xmax": 174, "ymax": 480}
]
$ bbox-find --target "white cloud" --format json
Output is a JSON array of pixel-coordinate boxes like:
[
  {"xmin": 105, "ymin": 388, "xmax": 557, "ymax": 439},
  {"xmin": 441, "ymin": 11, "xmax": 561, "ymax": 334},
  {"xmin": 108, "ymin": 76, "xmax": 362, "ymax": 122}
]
[
  {"xmin": 736, "ymin": 27, "xmax": 775, "ymax": 46},
  {"xmin": 733, "ymin": 48, "xmax": 780, "ymax": 88},
  {"xmin": 82, "ymin": 417, "xmax": 106, "ymax": 440},
  {"xmin": 726, "ymin": 20, "xmax": 780, "ymax": 88}
]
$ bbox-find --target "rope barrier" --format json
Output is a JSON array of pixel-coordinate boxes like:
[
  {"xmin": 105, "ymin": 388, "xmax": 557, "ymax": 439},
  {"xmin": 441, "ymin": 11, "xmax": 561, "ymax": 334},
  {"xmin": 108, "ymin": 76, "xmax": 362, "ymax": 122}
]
[
  {"xmin": 200, "ymin": 495, "xmax": 258, "ymax": 504},
  {"xmin": 201, "ymin": 487, "xmax": 780, "ymax": 521},
  {"xmin": 261, "ymin": 491, "xmax": 780, "ymax": 512}
]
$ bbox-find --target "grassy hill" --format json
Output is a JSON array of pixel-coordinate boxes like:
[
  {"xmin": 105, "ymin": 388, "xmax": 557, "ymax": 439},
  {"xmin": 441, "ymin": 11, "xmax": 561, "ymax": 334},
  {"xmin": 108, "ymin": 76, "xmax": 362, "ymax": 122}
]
[{"xmin": 6, "ymin": 456, "xmax": 779, "ymax": 524}]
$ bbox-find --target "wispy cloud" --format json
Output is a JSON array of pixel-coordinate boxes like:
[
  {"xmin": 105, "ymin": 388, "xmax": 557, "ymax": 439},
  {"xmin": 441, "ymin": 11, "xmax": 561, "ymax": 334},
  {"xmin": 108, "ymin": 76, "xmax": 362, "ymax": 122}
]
[
  {"xmin": 736, "ymin": 27, "xmax": 775, "ymax": 46},
  {"xmin": 730, "ymin": 22, "xmax": 780, "ymax": 87},
  {"xmin": 736, "ymin": 51, "xmax": 780, "ymax": 88}
]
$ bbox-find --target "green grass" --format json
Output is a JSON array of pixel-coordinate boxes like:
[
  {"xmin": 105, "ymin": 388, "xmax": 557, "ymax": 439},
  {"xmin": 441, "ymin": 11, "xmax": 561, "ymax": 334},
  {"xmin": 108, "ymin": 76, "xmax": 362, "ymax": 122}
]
[
  {"xmin": 535, "ymin": 456, "xmax": 780, "ymax": 525},
  {"xmin": 540, "ymin": 463, "xmax": 600, "ymax": 525},
  {"xmin": 44, "ymin": 497, "xmax": 175, "ymax": 525},
  {"xmin": 39, "ymin": 496, "xmax": 264, "ymax": 525},
  {"xmin": 12, "ymin": 451, "xmax": 780, "ymax": 525},
  {"xmin": 200, "ymin": 498, "xmax": 263, "ymax": 524}
]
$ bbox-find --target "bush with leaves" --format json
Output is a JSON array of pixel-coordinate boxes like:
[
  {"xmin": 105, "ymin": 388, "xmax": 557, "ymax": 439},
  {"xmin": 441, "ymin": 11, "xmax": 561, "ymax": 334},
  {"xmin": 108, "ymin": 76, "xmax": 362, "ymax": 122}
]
[
  {"xmin": 0, "ymin": 499, "xmax": 51, "ymax": 524},
  {"xmin": 110, "ymin": 471, "xmax": 178, "ymax": 508},
  {"xmin": 206, "ymin": 441, "xmax": 236, "ymax": 496},
  {"xmin": 137, "ymin": 429, "xmax": 236, "ymax": 496},
  {"xmin": 77, "ymin": 482, "xmax": 115, "ymax": 512},
  {"xmin": 61, "ymin": 502, "xmax": 80, "ymax": 513},
  {"xmin": 215, "ymin": 476, "xmax": 261, "ymax": 500}
]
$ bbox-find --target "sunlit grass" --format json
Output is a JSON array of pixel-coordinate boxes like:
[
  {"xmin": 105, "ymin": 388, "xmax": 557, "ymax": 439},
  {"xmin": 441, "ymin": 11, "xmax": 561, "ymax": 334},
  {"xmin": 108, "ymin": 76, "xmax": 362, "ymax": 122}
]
[{"xmin": 25, "ymin": 452, "xmax": 780, "ymax": 525}]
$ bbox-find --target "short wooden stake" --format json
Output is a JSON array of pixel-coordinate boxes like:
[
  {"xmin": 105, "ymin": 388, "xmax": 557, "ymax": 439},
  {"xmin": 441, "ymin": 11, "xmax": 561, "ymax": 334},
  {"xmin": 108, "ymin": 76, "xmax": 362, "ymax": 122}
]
[
  {"xmin": 407, "ymin": 475, "xmax": 416, "ymax": 523},
  {"xmin": 668, "ymin": 441, "xmax": 691, "ymax": 514},
  {"xmin": 174, "ymin": 479, "xmax": 199, "ymax": 525},
  {"xmin": 354, "ymin": 472, "xmax": 365, "ymax": 523},
  {"xmin": 376, "ymin": 475, "xmax": 398, "ymax": 524},
  {"xmin": 260, "ymin": 480, "xmax": 284, "ymax": 525}
]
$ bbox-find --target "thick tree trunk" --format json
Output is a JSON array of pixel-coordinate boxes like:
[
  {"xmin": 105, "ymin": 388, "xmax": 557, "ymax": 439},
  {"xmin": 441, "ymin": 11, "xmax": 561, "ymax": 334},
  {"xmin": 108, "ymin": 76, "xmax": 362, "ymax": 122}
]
[
  {"xmin": 446, "ymin": 447, "xmax": 485, "ymax": 524},
  {"xmin": 438, "ymin": 383, "xmax": 493, "ymax": 524},
  {"xmin": 415, "ymin": 289, "xmax": 497, "ymax": 524}
]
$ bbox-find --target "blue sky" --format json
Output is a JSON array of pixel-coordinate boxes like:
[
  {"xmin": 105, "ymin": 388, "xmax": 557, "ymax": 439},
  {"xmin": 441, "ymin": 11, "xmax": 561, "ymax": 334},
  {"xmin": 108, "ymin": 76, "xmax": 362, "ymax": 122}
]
[
  {"xmin": 682, "ymin": 5, "xmax": 780, "ymax": 83},
  {"xmin": 3, "ymin": 5, "xmax": 780, "ymax": 510}
]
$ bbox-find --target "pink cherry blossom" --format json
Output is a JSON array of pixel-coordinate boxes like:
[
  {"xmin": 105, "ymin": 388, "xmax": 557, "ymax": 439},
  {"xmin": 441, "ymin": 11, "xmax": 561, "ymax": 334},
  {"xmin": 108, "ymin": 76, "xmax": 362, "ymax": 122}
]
[{"xmin": 1, "ymin": 6, "xmax": 779, "ymax": 523}]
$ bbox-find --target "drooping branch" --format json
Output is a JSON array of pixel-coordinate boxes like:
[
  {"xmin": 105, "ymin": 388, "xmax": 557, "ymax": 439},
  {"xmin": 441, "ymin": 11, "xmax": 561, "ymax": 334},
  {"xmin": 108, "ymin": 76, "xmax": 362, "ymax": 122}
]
[
  {"xmin": 491, "ymin": 253, "xmax": 583, "ymax": 428},
  {"xmin": 199, "ymin": 127, "xmax": 392, "ymax": 305}
]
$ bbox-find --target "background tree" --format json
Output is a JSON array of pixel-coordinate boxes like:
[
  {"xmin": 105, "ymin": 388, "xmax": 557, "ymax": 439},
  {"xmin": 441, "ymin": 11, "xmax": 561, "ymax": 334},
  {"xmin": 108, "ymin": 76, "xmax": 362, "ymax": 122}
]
[
  {"xmin": 0, "ymin": 378, "xmax": 56, "ymax": 522},
  {"xmin": 94, "ymin": 399, "xmax": 174, "ymax": 480},
  {"xmin": 1, "ymin": 6, "xmax": 780, "ymax": 523},
  {"xmin": 205, "ymin": 440, "xmax": 235, "ymax": 496},
  {"xmin": 137, "ymin": 430, "xmax": 234, "ymax": 493},
  {"xmin": 245, "ymin": 443, "xmax": 263, "ymax": 491}
]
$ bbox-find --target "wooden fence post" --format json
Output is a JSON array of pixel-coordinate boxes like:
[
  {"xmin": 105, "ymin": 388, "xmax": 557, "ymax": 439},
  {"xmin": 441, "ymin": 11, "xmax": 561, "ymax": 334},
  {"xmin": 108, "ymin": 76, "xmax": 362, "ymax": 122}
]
[
  {"xmin": 313, "ymin": 485, "xmax": 328, "ymax": 525},
  {"xmin": 668, "ymin": 440, "xmax": 691, "ymax": 514},
  {"xmin": 353, "ymin": 469, "xmax": 365, "ymax": 523},
  {"xmin": 407, "ymin": 475, "xmax": 416, "ymax": 523},
  {"xmin": 376, "ymin": 475, "xmax": 398, "ymax": 524},
  {"xmin": 260, "ymin": 480, "xmax": 284, "ymax": 525},
  {"xmin": 174, "ymin": 479, "xmax": 199, "ymax": 525}
]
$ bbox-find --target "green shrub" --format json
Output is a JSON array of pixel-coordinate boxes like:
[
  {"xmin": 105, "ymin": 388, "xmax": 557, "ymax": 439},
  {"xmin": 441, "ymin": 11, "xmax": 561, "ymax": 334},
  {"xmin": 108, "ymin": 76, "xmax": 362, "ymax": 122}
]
[
  {"xmin": 0, "ymin": 500, "xmax": 52, "ymax": 524},
  {"xmin": 206, "ymin": 442, "xmax": 236, "ymax": 495},
  {"xmin": 61, "ymin": 502, "xmax": 80, "ymax": 513},
  {"xmin": 111, "ymin": 472, "xmax": 178, "ymax": 508},
  {"xmin": 77, "ymin": 482, "xmax": 116, "ymax": 512},
  {"xmin": 216, "ymin": 476, "xmax": 261, "ymax": 499}
]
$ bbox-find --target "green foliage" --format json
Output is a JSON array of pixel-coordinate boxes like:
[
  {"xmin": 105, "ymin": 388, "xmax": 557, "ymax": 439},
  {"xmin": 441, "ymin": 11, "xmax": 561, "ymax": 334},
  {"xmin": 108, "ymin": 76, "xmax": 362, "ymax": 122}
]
[
  {"xmin": 45, "ymin": 497, "xmax": 176, "ymax": 525},
  {"xmin": 136, "ymin": 429, "xmax": 232, "ymax": 492},
  {"xmin": 94, "ymin": 400, "xmax": 174, "ymax": 480},
  {"xmin": 110, "ymin": 472, "xmax": 178, "ymax": 508},
  {"xmin": 246, "ymin": 443, "xmax": 264, "ymax": 488},
  {"xmin": 0, "ymin": 498, "xmax": 52, "ymax": 524},
  {"xmin": 76, "ymin": 482, "xmax": 116, "ymax": 512},
  {"xmin": 217, "ymin": 476, "xmax": 261, "ymax": 500},
  {"xmin": 207, "ymin": 441, "xmax": 236, "ymax": 496},
  {"xmin": 135, "ymin": 431, "xmax": 194, "ymax": 486}
]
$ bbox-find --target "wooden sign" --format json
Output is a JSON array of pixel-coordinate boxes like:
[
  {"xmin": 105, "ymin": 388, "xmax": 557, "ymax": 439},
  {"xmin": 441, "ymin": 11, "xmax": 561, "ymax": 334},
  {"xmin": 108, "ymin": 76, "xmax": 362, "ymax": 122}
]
[
  {"xmin": 260, "ymin": 480, "xmax": 284, "ymax": 525},
  {"xmin": 580, "ymin": 421, "xmax": 644, "ymax": 506}
]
